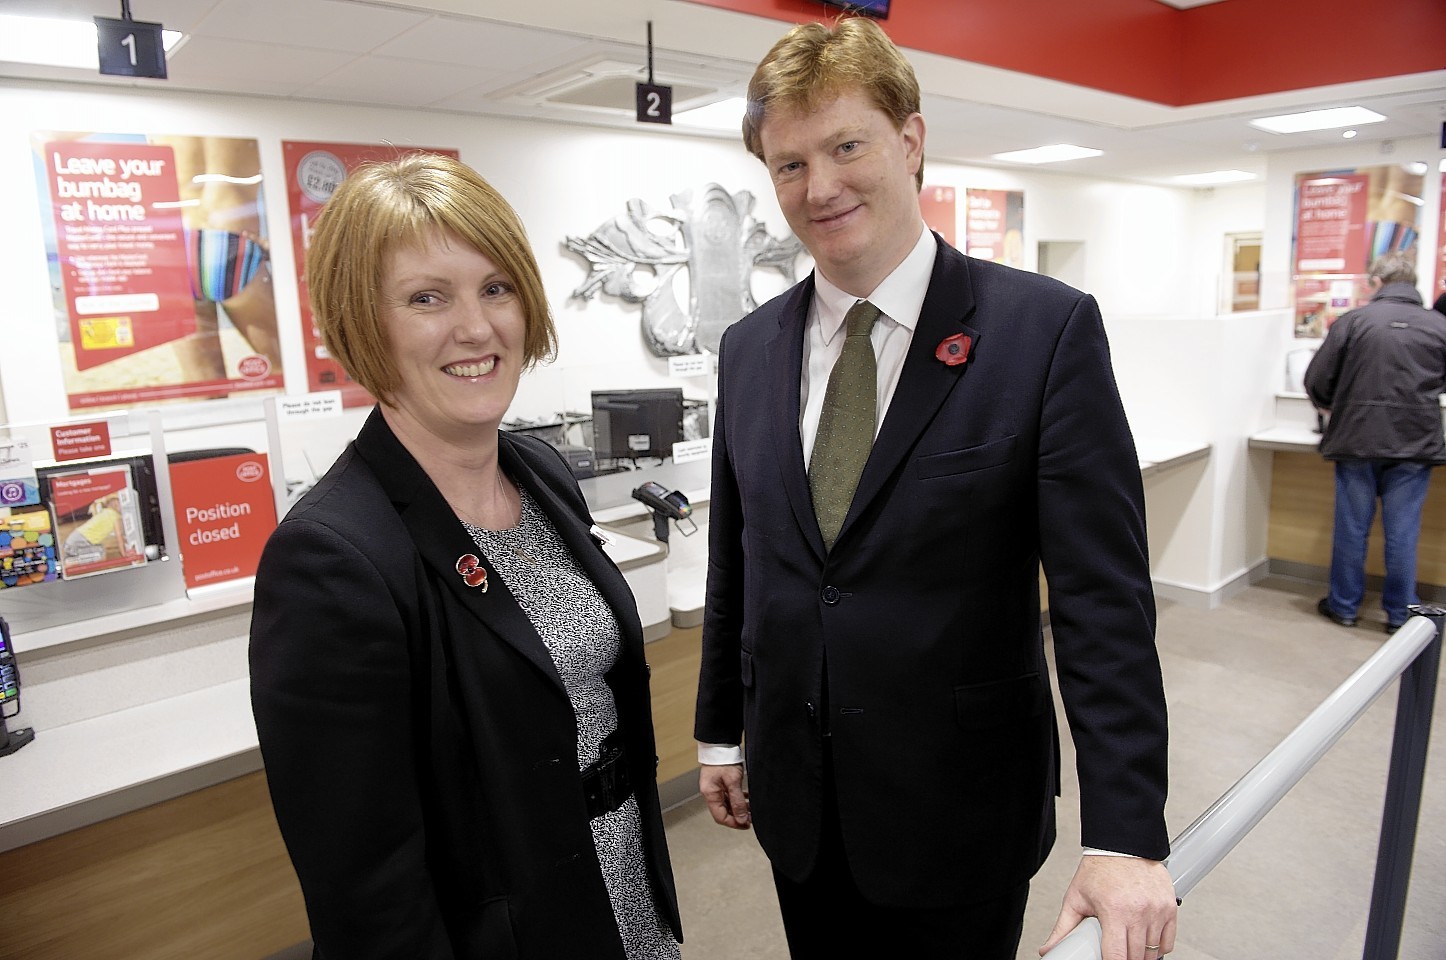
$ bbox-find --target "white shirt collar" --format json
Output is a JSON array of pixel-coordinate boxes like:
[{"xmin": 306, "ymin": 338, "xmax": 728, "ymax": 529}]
[{"xmin": 813, "ymin": 222, "xmax": 934, "ymax": 343}]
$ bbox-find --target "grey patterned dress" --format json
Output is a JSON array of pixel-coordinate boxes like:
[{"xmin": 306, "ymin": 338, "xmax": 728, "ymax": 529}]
[{"xmin": 464, "ymin": 486, "xmax": 680, "ymax": 960}]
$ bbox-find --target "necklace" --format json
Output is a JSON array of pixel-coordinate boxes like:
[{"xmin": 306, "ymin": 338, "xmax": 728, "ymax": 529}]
[
  {"xmin": 461, "ymin": 486, "xmax": 541, "ymax": 568},
  {"xmin": 451, "ymin": 467, "xmax": 520, "ymax": 531}
]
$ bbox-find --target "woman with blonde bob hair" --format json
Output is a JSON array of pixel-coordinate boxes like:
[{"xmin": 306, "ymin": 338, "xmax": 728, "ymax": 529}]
[{"xmin": 250, "ymin": 153, "xmax": 683, "ymax": 960}]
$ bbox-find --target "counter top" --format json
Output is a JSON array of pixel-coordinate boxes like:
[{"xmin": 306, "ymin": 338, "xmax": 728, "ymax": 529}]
[
  {"xmin": 1138, "ymin": 440, "xmax": 1212, "ymax": 478},
  {"xmin": 13, "ymin": 579, "xmax": 255, "ymax": 656},
  {"xmin": 0, "ymin": 525, "xmax": 670, "ymax": 854},
  {"xmin": 0, "ymin": 439, "xmax": 1210, "ymax": 853},
  {"xmin": 1249, "ymin": 426, "xmax": 1322, "ymax": 453},
  {"xmin": 650, "ymin": 440, "xmax": 1212, "ymax": 631},
  {"xmin": 0, "ymin": 679, "xmax": 260, "ymax": 853}
]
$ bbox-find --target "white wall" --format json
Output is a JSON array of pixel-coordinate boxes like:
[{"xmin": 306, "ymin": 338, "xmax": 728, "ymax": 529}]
[
  {"xmin": 1108, "ymin": 307, "xmax": 1295, "ymax": 603},
  {"xmin": 0, "ymin": 79, "xmax": 789, "ymax": 427},
  {"xmin": 1189, "ymin": 182, "xmax": 1269, "ymax": 315},
  {"xmin": 1, "ymin": 78, "xmax": 1243, "ymax": 422},
  {"xmin": 0, "ymin": 75, "xmax": 1326, "ymax": 601},
  {"xmin": 910, "ymin": 162, "xmax": 1218, "ymax": 318}
]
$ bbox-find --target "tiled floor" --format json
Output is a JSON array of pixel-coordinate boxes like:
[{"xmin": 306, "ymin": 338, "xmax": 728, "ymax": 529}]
[{"xmin": 662, "ymin": 577, "xmax": 1446, "ymax": 959}]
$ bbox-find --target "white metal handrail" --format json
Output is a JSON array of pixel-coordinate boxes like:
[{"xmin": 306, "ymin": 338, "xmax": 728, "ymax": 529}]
[{"xmin": 1042, "ymin": 611, "xmax": 1443, "ymax": 960}]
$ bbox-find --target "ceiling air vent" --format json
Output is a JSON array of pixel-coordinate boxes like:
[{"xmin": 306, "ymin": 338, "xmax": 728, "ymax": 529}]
[{"xmin": 496, "ymin": 54, "xmax": 737, "ymax": 115}]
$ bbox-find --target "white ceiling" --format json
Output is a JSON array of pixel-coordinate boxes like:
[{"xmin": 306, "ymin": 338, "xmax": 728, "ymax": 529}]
[{"xmin": 2, "ymin": 0, "xmax": 1443, "ymax": 186}]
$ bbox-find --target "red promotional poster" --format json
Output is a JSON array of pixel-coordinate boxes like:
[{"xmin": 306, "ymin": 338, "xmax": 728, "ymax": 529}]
[
  {"xmin": 1294, "ymin": 172, "xmax": 1369, "ymax": 274},
  {"xmin": 283, "ymin": 141, "xmax": 460, "ymax": 406},
  {"xmin": 1292, "ymin": 164, "xmax": 1425, "ymax": 338},
  {"xmin": 31, "ymin": 132, "xmax": 284, "ymax": 412},
  {"xmin": 918, "ymin": 185, "xmax": 956, "ymax": 245},
  {"xmin": 169, "ymin": 452, "xmax": 278, "ymax": 589},
  {"xmin": 964, "ymin": 189, "xmax": 1025, "ymax": 267},
  {"xmin": 1437, "ymin": 182, "xmax": 1445, "ymax": 302},
  {"xmin": 47, "ymin": 464, "xmax": 147, "ymax": 580},
  {"xmin": 44, "ymin": 140, "xmax": 195, "ymax": 367}
]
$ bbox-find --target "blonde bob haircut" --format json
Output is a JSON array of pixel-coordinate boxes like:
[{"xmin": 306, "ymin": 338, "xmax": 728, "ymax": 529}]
[
  {"xmin": 305, "ymin": 153, "xmax": 557, "ymax": 405},
  {"xmin": 741, "ymin": 16, "xmax": 924, "ymax": 190}
]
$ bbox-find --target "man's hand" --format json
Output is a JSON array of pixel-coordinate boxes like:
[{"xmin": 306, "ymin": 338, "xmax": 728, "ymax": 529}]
[
  {"xmin": 699, "ymin": 763, "xmax": 750, "ymax": 829},
  {"xmin": 1040, "ymin": 856, "xmax": 1177, "ymax": 959}
]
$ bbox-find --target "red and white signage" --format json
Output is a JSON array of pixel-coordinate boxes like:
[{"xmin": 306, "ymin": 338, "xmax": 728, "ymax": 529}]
[
  {"xmin": 43, "ymin": 140, "xmax": 196, "ymax": 369},
  {"xmin": 283, "ymin": 140, "xmax": 460, "ymax": 407},
  {"xmin": 1294, "ymin": 172, "xmax": 1369, "ymax": 274},
  {"xmin": 169, "ymin": 452, "xmax": 278, "ymax": 588},
  {"xmin": 50, "ymin": 421, "xmax": 113, "ymax": 462}
]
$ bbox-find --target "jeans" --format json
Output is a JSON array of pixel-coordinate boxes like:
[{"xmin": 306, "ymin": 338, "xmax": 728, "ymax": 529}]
[{"xmin": 1327, "ymin": 459, "xmax": 1434, "ymax": 627}]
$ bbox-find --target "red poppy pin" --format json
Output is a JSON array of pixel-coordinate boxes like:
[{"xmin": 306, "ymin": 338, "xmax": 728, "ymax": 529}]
[
  {"xmin": 455, "ymin": 553, "xmax": 489, "ymax": 591},
  {"xmin": 935, "ymin": 333, "xmax": 972, "ymax": 366}
]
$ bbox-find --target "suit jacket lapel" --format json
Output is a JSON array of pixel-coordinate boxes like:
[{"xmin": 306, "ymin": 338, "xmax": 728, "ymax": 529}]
[
  {"xmin": 352, "ymin": 409, "xmax": 565, "ymax": 693},
  {"xmin": 840, "ymin": 239, "xmax": 982, "ymax": 545},
  {"xmin": 763, "ymin": 277, "xmax": 826, "ymax": 558}
]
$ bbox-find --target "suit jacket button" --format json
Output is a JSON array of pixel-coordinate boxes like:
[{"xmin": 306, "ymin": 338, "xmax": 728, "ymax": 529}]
[{"xmin": 821, "ymin": 585, "xmax": 840, "ymax": 605}]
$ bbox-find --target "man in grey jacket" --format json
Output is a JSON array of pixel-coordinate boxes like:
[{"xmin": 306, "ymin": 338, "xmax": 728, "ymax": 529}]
[{"xmin": 1305, "ymin": 252, "xmax": 1446, "ymax": 631}]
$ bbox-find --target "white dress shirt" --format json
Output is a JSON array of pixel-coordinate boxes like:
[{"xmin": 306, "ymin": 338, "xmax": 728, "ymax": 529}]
[{"xmin": 799, "ymin": 222, "xmax": 936, "ymax": 467}]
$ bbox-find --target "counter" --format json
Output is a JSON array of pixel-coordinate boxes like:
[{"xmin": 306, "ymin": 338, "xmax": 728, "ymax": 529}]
[
  {"xmin": 0, "ymin": 521, "xmax": 667, "ymax": 853},
  {"xmin": 1249, "ymin": 391, "xmax": 1446, "ymax": 454},
  {"xmin": 1249, "ymin": 392, "xmax": 1446, "ymax": 601},
  {"xmin": 0, "ymin": 440, "xmax": 1208, "ymax": 853}
]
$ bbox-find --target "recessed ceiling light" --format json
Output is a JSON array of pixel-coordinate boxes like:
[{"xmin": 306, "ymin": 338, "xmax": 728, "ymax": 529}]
[
  {"xmin": 0, "ymin": 14, "xmax": 182, "ymax": 70},
  {"xmin": 1172, "ymin": 170, "xmax": 1255, "ymax": 185},
  {"xmin": 1341, "ymin": 129, "xmax": 1358, "ymax": 139},
  {"xmin": 991, "ymin": 144, "xmax": 1103, "ymax": 164},
  {"xmin": 673, "ymin": 97, "xmax": 747, "ymax": 133},
  {"xmin": 1249, "ymin": 106, "xmax": 1386, "ymax": 134}
]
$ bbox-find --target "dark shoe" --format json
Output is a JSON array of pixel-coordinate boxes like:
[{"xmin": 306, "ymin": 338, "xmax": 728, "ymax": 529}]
[
  {"xmin": 1385, "ymin": 621, "xmax": 1405, "ymax": 634},
  {"xmin": 1317, "ymin": 597, "xmax": 1357, "ymax": 627}
]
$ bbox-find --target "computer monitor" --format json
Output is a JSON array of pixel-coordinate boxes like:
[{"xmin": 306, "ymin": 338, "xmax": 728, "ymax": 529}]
[{"xmin": 591, "ymin": 388, "xmax": 685, "ymax": 466}]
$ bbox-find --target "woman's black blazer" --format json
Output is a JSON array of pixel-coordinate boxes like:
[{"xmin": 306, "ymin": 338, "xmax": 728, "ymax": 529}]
[{"xmin": 250, "ymin": 408, "xmax": 681, "ymax": 959}]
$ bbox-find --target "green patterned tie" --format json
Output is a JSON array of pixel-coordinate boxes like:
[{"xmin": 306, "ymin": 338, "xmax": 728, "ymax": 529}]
[{"xmin": 809, "ymin": 299, "xmax": 882, "ymax": 552}]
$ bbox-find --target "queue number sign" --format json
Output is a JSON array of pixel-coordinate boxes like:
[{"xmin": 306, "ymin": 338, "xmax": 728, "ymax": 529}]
[
  {"xmin": 636, "ymin": 82, "xmax": 672, "ymax": 125},
  {"xmin": 94, "ymin": 15, "xmax": 168, "ymax": 79}
]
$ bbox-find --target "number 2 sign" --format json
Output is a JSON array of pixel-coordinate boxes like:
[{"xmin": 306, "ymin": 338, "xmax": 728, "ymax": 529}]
[{"xmin": 635, "ymin": 83, "xmax": 672, "ymax": 125}]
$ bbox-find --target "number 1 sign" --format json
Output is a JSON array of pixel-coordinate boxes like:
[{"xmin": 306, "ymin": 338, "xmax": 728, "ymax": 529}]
[{"xmin": 94, "ymin": 15, "xmax": 167, "ymax": 79}]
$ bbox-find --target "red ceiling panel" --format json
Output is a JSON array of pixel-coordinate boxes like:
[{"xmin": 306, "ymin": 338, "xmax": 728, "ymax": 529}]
[{"xmin": 681, "ymin": 0, "xmax": 1445, "ymax": 106}]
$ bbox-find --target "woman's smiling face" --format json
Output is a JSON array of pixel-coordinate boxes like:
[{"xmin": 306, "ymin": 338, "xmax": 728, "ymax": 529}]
[{"xmin": 379, "ymin": 228, "xmax": 526, "ymax": 447}]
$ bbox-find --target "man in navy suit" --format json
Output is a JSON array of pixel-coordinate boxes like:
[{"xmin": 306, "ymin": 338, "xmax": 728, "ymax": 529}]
[{"xmin": 693, "ymin": 17, "xmax": 1177, "ymax": 960}]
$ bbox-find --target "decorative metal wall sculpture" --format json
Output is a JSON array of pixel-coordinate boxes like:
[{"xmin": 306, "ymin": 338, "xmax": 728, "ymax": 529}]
[{"xmin": 566, "ymin": 184, "xmax": 802, "ymax": 356}]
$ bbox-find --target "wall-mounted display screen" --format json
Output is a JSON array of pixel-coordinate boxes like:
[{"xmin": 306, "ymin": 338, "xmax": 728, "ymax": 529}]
[{"xmin": 819, "ymin": 0, "xmax": 890, "ymax": 18}]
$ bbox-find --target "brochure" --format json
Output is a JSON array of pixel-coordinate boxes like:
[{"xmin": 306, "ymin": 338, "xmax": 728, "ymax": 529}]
[{"xmin": 46, "ymin": 463, "xmax": 147, "ymax": 580}]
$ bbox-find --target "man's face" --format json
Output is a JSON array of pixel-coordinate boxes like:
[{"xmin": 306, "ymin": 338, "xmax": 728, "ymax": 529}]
[{"xmin": 758, "ymin": 87, "xmax": 925, "ymax": 297}]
